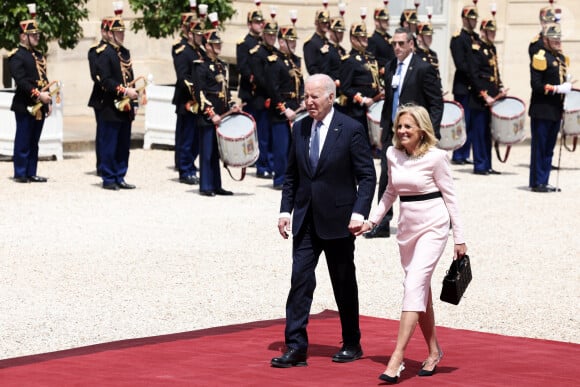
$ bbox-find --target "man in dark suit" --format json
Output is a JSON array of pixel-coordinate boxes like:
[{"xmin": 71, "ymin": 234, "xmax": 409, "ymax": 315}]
[
  {"xmin": 365, "ymin": 27, "xmax": 442, "ymax": 239},
  {"xmin": 271, "ymin": 74, "xmax": 376, "ymax": 368}
]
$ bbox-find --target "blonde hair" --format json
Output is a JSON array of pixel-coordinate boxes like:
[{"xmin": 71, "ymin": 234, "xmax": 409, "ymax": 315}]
[{"xmin": 392, "ymin": 104, "xmax": 438, "ymax": 156}]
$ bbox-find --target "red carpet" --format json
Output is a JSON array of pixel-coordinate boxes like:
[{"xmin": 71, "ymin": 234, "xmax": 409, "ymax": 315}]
[{"xmin": 0, "ymin": 310, "xmax": 578, "ymax": 386}]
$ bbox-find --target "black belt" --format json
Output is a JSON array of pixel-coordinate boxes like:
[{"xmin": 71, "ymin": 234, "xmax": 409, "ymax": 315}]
[{"xmin": 399, "ymin": 191, "xmax": 442, "ymax": 202}]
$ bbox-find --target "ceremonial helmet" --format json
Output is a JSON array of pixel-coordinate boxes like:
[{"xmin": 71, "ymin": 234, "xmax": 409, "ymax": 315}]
[
  {"xmin": 19, "ymin": 3, "xmax": 40, "ymax": 34},
  {"xmin": 330, "ymin": 17, "xmax": 346, "ymax": 32},
  {"xmin": 190, "ymin": 19, "xmax": 205, "ymax": 35},
  {"xmin": 480, "ymin": 19, "xmax": 497, "ymax": 32},
  {"xmin": 417, "ymin": 22, "xmax": 434, "ymax": 36},
  {"xmin": 400, "ymin": 9, "xmax": 418, "ymax": 25},
  {"xmin": 539, "ymin": 7, "xmax": 556, "ymax": 22},
  {"xmin": 374, "ymin": 8, "xmax": 389, "ymax": 21},
  {"xmin": 247, "ymin": 9, "xmax": 264, "ymax": 23},
  {"xmin": 350, "ymin": 22, "xmax": 368, "ymax": 37},
  {"xmin": 264, "ymin": 20, "xmax": 279, "ymax": 35},
  {"xmin": 543, "ymin": 23, "xmax": 562, "ymax": 39},
  {"xmin": 461, "ymin": 6, "xmax": 478, "ymax": 20},
  {"xmin": 278, "ymin": 25, "xmax": 298, "ymax": 41},
  {"xmin": 181, "ymin": 12, "xmax": 195, "ymax": 27},
  {"xmin": 203, "ymin": 29, "xmax": 222, "ymax": 44},
  {"xmin": 315, "ymin": 10, "xmax": 330, "ymax": 24}
]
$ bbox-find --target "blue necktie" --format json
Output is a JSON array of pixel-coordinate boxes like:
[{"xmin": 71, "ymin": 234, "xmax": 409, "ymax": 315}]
[
  {"xmin": 392, "ymin": 62, "xmax": 403, "ymax": 121},
  {"xmin": 310, "ymin": 120, "xmax": 322, "ymax": 170}
]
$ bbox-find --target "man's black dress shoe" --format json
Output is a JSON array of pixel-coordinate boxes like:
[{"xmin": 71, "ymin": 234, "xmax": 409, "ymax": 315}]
[
  {"xmin": 215, "ymin": 188, "xmax": 233, "ymax": 196},
  {"xmin": 364, "ymin": 225, "xmax": 390, "ymax": 239},
  {"xmin": 473, "ymin": 170, "xmax": 489, "ymax": 175},
  {"xmin": 531, "ymin": 184, "xmax": 561, "ymax": 193},
  {"xmin": 29, "ymin": 175, "xmax": 47, "ymax": 182},
  {"xmin": 118, "ymin": 181, "xmax": 136, "ymax": 189},
  {"xmin": 451, "ymin": 159, "xmax": 465, "ymax": 165},
  {"xmin": 273, "ymin": 184, "xmax": 283, "ymax": 190},
  {"xmin": 179, "ymin": 175, "xmax": 199, "ymax": 185},
  {"xmin": 271, "ymin": 348, "xmax": 307, "ymax": 368},
  {"xmin": 13, "ymin": 177, "xmax": 29, "ymax": 183},
  {"xmin": 102, "ymin": 183, "xmax": 120, "ymax": 191},
  {"xmin": 465, "ymin": 159, "xmax": 474, "ymax": 164},
  {"xmin": 332, "ymin": 344, "xmax": 363, "ymax": 363},
  {"xmin": 488, "ymin": 169, "xmax": 502, "ymax": 175},
  {"xmin": 200, "ymin": 190, "xmax": 216, "ymax": 197},
  {"xmin": 256, "ymin": 171, "xmax": 272, "ymax": 179}
]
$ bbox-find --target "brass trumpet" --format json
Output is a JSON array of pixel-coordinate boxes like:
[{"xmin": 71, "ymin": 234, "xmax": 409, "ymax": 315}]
[
  {"xmin": 114, "ymin": 76, "xmax": 148, "ymax": 112},
  {"xmin": 28, "ymin": 80, "xmax": 61, "ymax": 120}
]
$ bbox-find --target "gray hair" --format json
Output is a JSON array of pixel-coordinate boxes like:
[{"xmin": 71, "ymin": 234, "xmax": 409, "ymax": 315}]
[
  {"xmin": 306, "ymin": 73, "xmax": 336, "ymax": 96},
  {"xmin": 393, "ymin": 27, "xmax": 413, "ymax": 42}
]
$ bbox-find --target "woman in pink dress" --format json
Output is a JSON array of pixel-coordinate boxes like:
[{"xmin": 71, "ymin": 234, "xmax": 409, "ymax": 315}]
[{"xmin": 354, "ymin": 104, "xmax": 467, "ymax": 383}]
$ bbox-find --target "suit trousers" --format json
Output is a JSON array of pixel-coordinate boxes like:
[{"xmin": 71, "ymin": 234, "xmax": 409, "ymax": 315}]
[
  {"xmin": 13, "ymin": 112, "xmax": 44, "ymax": 178},
  {"xmin": 177, "ymin": 113, "xmax": 199, "ymax": 178},
  {"xmin": 452, "ymin": 94, "xmax": 472, "ymax": 162},
  {"xmin": 198, "ymin": 123, "xmax": 222, "ymax": 192},
  {"xmin": 100, "ymin": 120, "xmax": 131, "ymax": 185},
  {"xmin": 244, "ymin": 105, "xmax": 272, "ymax": 174},
  {"xmin": 285, "ymin": 212, "xmax": 361, "ymax": 351},
  {"xmin": 93, "ymin": 108, "xmax": 103, "ymax": 174},
  {"xmin": 471, "ymin": 108, "xmax": 492, "ymax": 173},
  {"xmin": 529, "ymin": 118, "xmax": 560, "ymax": 187}
]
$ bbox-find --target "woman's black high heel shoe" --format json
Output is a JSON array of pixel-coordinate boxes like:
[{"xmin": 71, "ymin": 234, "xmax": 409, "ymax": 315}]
[
  {"xmin": 378, "ymin": 362, "xmax": 405, "ymax": 384},
  {"xmin": 418, "ymin": 350, "xmax": 443, "ymax": 377}
]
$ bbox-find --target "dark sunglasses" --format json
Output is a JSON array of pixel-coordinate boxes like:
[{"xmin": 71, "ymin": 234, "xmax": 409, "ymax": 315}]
[{"xmin": 392, "ymin": 40, "xmax": 409, "ymax": 47}]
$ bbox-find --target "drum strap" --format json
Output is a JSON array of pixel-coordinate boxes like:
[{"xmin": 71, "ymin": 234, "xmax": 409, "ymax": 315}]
[
  {"xmin": 223, "ymin": 163, "xmax": 247, "ymax": 181},
  {"xmin": 562, "ymin": 134, "xmax": 578, "ymax": 152},
  {"xmin": 494, "ymin": 142, "xmax": 511, "ymax": 163}
]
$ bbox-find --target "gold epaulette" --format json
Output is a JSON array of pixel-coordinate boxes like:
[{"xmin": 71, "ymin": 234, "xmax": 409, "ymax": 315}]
[
  {"xmin": 268, "ymin": 54, "xmax": 278, "ymax": 62},
  {"xmin": 532, "ymin": 49, "xmax": 547, "ymax": 71},
  {"xmin": 249, "ymin": 45, "xmax": 260, "ymax": 54},
  {"xmin": 472, "ymin": 43, "xmax": 480, "ymax": 50},
  {"xmin": 174, "ymin": 44, "xmax": 185, "ymax": 55},
  {"xmin": 96, "ymin": 43, "xmax": 107, "ymax": 54},
  {"xmin": 530, "ymin": 34, "xmax": 540, "ymax": 44},
  {"xmin": 341, "ymin": 54, "xmax": 350, "ymax": 61},
  {"xmin": 7, "ymin": 48, "xmax": 18, "ymax": 58},
  {"xmin": 237, "ymin": 37, "xmax": 245, "ymax": 45},
  {"xmin": 452, "ymin": 30, "xmax": 461, "ymax": 38},
  {"xmin": 193, "ymin": 59, "xmax": 204, "ymax": 64},
  {"xmin": 565, "ymin": 55, "xmax": 570, "ymax": 67},
  {"xmin": 172, "ymin": 38, "xmax": 181, "ymax": 46}
]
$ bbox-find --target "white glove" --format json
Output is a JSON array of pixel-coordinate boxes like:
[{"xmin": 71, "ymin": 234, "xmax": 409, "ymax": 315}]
[{"xmin": 555, "ymin": 82, "xmax": 572, "ymax": 94}]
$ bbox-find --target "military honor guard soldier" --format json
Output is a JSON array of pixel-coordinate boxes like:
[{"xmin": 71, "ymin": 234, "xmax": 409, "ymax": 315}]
[
  {"xmin": 88, "ymin": 18, "xmax": 111, "ymax": 177},
  {"xmin": 415, "ymin": 22, "xmax": 440, "ymax": 78},
  {"xmin": 95, "ymin": 6, "xmax": 139, "ymax": 190},
  {"xmin": 338, "ymin": 22, "xmax": 382, "ymax": 140},
  {"xmin": 193, "ymin": 27, "xmax": 240, "ymax": 196},
  {"xmin": 468, "ymin": 19, "xmax": 505, "ymax": 175},
  {"xmin": 264, "ymin": 25, "xmax": 304, "ymax": 190},
  {"xmin": 172, "ymin": 12, "xmax": 204, "ymax": 186},
  {"xmin": 367, "ymin": 8, "xmax": 395, "ymax": 77},
  {"xmin": 9, "ymin": 5, "xmax": 53, "ymax": 183},
  {"xmin": 450, "ymin": 5, "xmax": 480, "ymax": 165},
  {"xmin": 303, "ymin": 10, "xmax": 331, "ymax": 77},
  {"xmin": 327, "ymin": 16, "xmax": 347, "ymax": 89},
  {"xmin": 528, "ymin": 23, "xmax": 571, "ymax": 193}
]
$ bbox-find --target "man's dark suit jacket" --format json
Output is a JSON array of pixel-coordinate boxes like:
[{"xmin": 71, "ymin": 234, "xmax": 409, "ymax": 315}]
[
  {"xmin": 281, "ymin": 111, "xmax": 376, "ymax": 239},
  {"xmin": 380, "ymin": 53, "xmax": 443, "ymax": 143}
]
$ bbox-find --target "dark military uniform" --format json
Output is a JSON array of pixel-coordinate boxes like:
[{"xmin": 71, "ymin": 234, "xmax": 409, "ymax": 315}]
[
  {"xmin": 88, "ymin": 37, "xmax": 108, "ymax": 175},
  {"xmin": 367, "ymin": 30, "xmax": 395, "ymax": 73},
  {"xmin": 172, "ymin": 35, "xmax": 205, "ymax": 183},
  {"xmin": 264, "ymin": 37, "xmax": 303, "ymax": 188},
  {"xmin": 415, "ymin": 47, "xmax": 440, "ymax": 75},
  {"xmin": 193, "ymin": 36, "xmax": 234, "ymax": 195},
  {"xmin": 9, "ymin": 42, "xmax": 50, "ymax": 181},
  {"xmin": 528, "ymin": 33, "xmax": 545, "ymax": 59},
  {"xmin": 303, "ymin": 32, "xmax": 330, "ymax": 76},
  {"xmin": 450, "ymin": 27, "xmax": 480, "ymax": 163},
  {"xmin": 236, "ymin": 32, "xmax": 261, "ymax": 106},
  {"xmin": 338, "ymin": 49, "xmax": 381, "ymax": 136},
  {"xmin": 249, "ymin": 26, "xmax": 279, "ymax": 177},
  {"xmin": 328, "ymin": 40, "xmax": 346, "ymax": 82},
  {"xmin": 469, "ymin": 35, "xmax": 503, "ymax": 174},
  {"xmin": 96, "ymin": 34, "xmax": 136, "ymax": 188},
  {"xmin": 528, "ymin": 29, "xmax": 569, "ymax": 190}
]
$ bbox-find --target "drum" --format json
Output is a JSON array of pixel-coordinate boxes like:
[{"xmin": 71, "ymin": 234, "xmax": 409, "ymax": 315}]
[
  {"xmin": 216, "ymin": 112, "xmax": 259, "ymax": 168},
  {"xmin": 563, "ymin": 88, "xmax": 580, "ymax": 136},
  {"xmin": 490, "ymin": 96, "xmax": 526, "ymax": 145},
  {"xmin": 437, "ymin": 100, "xmax": 466, "ymax": 151},
  {"xmin": 366, "ymin": 100, "xmax": 383, "ymax": 148}
]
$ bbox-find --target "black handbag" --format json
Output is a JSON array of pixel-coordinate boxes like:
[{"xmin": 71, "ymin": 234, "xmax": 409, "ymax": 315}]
[{"xmin": 440, "ymin": 255, "xmax": 472, "ymax": 305}]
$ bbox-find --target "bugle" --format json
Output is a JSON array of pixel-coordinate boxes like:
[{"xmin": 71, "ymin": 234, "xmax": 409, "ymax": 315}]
[
  {"xmin": 28, "ymin": 80, "xmax": 61, "ymax": 120},
  {"xmin": 114, "ymin": 76, "xmax": 148, "ymax": 112}
]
